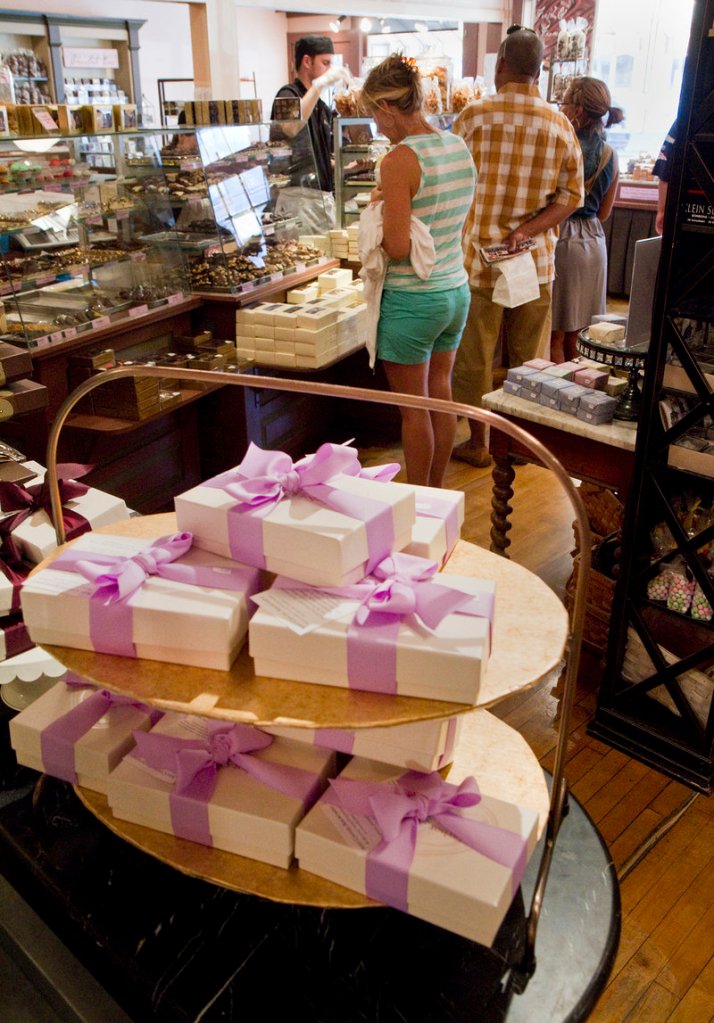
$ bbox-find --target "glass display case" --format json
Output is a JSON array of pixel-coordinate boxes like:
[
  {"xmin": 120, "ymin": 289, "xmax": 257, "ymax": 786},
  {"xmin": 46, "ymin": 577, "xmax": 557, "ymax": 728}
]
[
  {"xmin": 0, "ymin": 131, "xmax": 189, "ymax": 350},
  {"xmin": 166, "ymin": 124, "xmax": 333, "ymax": 293}
]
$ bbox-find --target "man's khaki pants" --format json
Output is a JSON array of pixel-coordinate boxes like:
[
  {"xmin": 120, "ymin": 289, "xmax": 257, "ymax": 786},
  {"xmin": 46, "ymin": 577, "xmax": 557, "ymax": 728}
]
[{"xmin": 452, "ymin": 283, "xmax": 553, "ymax": 410}]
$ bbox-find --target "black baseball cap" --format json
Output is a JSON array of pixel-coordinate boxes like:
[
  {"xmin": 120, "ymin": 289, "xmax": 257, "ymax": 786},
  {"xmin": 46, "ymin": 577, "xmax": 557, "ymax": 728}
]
[{"xmin": 295, "ymin": 35, "xmax": 335, "ymax": 67}]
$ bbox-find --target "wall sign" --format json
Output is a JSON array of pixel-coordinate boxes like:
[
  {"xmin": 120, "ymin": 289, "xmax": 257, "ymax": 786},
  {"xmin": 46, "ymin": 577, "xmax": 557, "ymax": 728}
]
[{"xmin": 63, "ymin": 47, "xmax": 120, "ymax": 70}]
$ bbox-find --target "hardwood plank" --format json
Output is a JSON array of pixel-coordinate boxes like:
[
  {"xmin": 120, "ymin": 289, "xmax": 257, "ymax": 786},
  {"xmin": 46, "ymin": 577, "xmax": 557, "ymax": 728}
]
[
  {"xmin": 571, "ymin": 746, "xmax": 632, "ymax": 804},
  {"xmin": 589, "ymin": 953, "xmax": 663, "ymax": 1022},
  {"xmin": 657, "ymin": 902, "xmax": 714, "ymax": 997},
  {"xmin": 597, "ymin": 772, "xmax": 671, "ymax": 844},
  {"xmin": 587, "ymin": 758, "xmax": 653, "ymax": 826},
  {"xmin": 623, "ymin": 981, "xmax": 679, "ymax": 1021},
  {"xmin": 663, "ymin": 953, "xmax": 714, "ymax": 1022},
  {"xmin": 609, "ymin": 808, "xmax": 662, "ymax": 871},
  {"xmin": 650, "ymin": 782, "xmax": 696, "ymax": 818}
]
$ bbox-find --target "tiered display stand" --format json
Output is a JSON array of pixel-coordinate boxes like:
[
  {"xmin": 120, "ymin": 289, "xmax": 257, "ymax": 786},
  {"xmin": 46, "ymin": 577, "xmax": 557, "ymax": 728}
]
[{"xmin": 35, "ymin": 366, "xmax": 618, "ymax": 1014}]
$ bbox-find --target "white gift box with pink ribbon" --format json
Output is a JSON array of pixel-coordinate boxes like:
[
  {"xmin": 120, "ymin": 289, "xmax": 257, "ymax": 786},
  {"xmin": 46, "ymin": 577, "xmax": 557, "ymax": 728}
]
[
  {"xmin": 174, "ymin": 442, "xmax": 416, "ymax": 588},
  {"xmin": 107, "ymin": 713, "xmax": 336, "ymax": 867},
  {"xmin": 398, "ymin": 484, "xmax": 464, "ymax": 567},
  {"xmin": 20, "ymin": 531, "xmax": 264, "ymax": 671},
  {"xmin": 265, "ymin": 716, "xmax": 463, "ymax": 773},
  {"xmin": 0, "ymin": 460, "xmax": 130, "ymax": 564},
  {"xmin": 295, "ymin": 757, "xmax": 539, "ymax": 945},
  {"xmin": 9, "ymin": 675, "xmax": 162, "ymax": 793},
  {"xmin": 249, "ymin": 553, "xmax": 495, "ymax": 704}
]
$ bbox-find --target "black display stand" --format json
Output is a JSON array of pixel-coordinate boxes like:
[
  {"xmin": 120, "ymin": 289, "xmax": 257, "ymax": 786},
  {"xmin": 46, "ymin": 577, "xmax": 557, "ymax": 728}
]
[{"xmin": 590, "ymin": 0, "xmax": 714, "ymax": 793}]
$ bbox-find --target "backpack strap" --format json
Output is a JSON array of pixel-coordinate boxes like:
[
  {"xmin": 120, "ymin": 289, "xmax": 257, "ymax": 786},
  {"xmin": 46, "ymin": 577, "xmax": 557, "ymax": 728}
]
[{"xmin": 584, "ymin": 142, "xmax": 613, "ymax": 197}]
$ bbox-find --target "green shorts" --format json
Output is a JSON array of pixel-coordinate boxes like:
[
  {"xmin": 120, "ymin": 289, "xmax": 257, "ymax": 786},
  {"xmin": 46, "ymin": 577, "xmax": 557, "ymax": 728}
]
[{"xmin": 376, "ymin": 283, "xmax": 471, "ymax": 365}]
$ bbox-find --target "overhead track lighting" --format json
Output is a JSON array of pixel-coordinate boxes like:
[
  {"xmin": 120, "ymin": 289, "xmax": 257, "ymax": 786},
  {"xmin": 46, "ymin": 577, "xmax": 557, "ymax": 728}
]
[
  {"xmin": 360, "ymin": 17, "xmax": 372, "ymax": 33},
  {"xmin": 329, "ymin": 15, "xmax": 345, "ymax": 32}
]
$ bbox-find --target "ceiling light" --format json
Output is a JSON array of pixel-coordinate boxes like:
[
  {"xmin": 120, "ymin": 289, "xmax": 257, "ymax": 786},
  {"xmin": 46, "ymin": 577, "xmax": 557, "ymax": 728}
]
[
  {"xmin": 329, "ymin": 15, "xmax": 345, "ymax": 32},
  {"xmin": 360, "ymin": 17, "xmax": 372, "ymax": 33},
  {"xmin": 13, "ymin": 138, "xmax": 58, "ymax": 154},
  {"xmin": 382, "ymin": 23, "xmax": 391, "ymax": 33},
  {"xmin": 415, "ymin": 22, "xmax": 428, "ymax": 33}
]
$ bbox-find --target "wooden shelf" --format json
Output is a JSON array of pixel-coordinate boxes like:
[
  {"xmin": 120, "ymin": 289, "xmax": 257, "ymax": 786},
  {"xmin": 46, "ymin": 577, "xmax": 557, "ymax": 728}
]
[
  {"xmin": 193, "ymin": 259, "xmax": 340, "ymax": 305},
  {"xmin": 64, "ymin": 385, "xmax": 218, "ymax": 433}
]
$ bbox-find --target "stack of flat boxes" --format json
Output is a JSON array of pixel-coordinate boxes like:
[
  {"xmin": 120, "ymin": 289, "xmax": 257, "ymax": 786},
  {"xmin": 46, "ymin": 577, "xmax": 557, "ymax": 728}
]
[
  {"xmin": 504, "ymin": 358, "xmax": 621, "ymax": 424},
  {"xmin": 236, "ymin": 269, "xmax": 367, "ymax": 369},
  {"xmin": 328, "ymin": 226, "xmax": 360, "ymax": 262}
]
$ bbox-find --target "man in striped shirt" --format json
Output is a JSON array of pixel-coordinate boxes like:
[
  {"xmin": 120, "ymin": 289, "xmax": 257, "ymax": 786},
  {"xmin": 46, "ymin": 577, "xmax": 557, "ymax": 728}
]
[{"xmin": 451, "ymin": 28, "xmax": 584, "ymax": 467}]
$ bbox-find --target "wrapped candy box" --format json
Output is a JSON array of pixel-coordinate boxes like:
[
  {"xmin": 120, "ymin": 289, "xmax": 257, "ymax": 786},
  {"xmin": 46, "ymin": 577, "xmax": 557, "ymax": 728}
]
[
  {"xmin": 249, "ymin": 552, "xmax": 495, "ymax": 704},
  {"xmin": 666, "ymin": 572, "xmax": 696, "ymax": 614},
  {"xmin": 9, "ymin": 674, "xmax": 162, "ymax": 793},
  {"xmin": 647, "ymin": 571, "xmax": 671, "ymax": 602},
  {"xmin": 107, "ymin": 713, "xmax": 336, "ymax": 867},
  {"xmin": 399, "ymin": 484, "xmax": 464, "ymax": 567},
  {"xmin": 295, "ymin": 757, "xmax": 539, "ymax": 945},
  {"xmin": 174, "ymin": 442, "xmax": 416, "ymax": 588},
  {"xmin": 266, "ymin": 715, "xmax": 462, "ymax": 773},
  {"xmin": 0, "ymin": 460, "xmax": 129, "ymax": 564},
  {"xmin": 691, "ymin": 583, "xmax": 713, "ymax": 621},
  {"xmin": 21, "ymin": 531, "xmax": 263, "ymax": 670}
]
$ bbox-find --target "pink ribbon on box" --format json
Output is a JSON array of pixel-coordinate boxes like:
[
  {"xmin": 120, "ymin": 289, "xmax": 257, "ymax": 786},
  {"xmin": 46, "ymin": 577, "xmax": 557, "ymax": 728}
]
[
  {"xmin": 324, "ymin": 770, "xmax": 528, "ymax": 913},
  {"xmin": 205, "ymin": 442, "xmax": 400, "ymax": 574},
  {"xmin": 315, "ymin": 729, "xmax": 355, "ymax": 755},
  {"xmin": 51, "ymin": 531, "xmax": 257, "ymax": 658},
  {"xmin": 273, "ymin": 552, "xmax": 493, "ymax": 694},
  {"xmin": 131, "ymin": 722, "xmax": 325, "ymax": 847},
  {"xmin": 0, "ymin": 613, "xmax": 33, "ymax": 658},
  {"xmin": 0, "ymin": 463, "xmax": 95, "ymax": 547},
  {"xmin": 40, "ymin": 672, "xmax": 163, "ymax": 784},
  {"xmin": 415, "ymin": 495, "xmax": 460, "ymax": 564}
]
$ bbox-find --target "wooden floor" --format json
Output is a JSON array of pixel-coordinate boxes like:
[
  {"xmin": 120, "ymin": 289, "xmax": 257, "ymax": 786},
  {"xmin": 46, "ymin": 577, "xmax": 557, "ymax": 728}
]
[{"xmin": 360, "ymin": 426, "xmax": 714, "ymax": 1023}]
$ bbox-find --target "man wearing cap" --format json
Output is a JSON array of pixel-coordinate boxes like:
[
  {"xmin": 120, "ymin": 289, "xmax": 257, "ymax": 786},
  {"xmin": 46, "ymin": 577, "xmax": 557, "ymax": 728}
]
[{"xmin": 271, "ymin": 35, "xmax": 347, "ymax": 192}]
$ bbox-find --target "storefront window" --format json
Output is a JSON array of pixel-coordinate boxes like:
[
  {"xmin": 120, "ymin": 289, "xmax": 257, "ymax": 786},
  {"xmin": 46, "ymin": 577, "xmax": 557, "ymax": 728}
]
[{"xmin": 591, "ymin": 0, "xmax": 694, "ymax": 163}]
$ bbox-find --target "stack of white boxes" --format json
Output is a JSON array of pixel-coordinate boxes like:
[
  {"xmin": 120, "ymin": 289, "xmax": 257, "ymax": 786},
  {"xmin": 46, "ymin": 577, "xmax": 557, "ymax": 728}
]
[
  {"xmin": 298, "ymin": 233, "xmax": 332, "ymax": 257},
  {"xmin": 327, "ymin": 226, "xmax": 359, "ymax": 261},
  {"xmin": 235, "ymin": 268, "xmax": 367, "ymax": 369}
]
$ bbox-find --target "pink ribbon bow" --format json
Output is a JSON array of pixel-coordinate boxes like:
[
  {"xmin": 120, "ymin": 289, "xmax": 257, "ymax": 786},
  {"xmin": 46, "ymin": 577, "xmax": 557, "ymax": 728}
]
[
  {"xmin": 131, "ymin": 722, "xmax": 325, "ymax": 847},
  {"xmin": 206, "ymin": 442, "xmax": 400, "ymax": 574},
  {"xmin": 0, "ymin": 463, "xmax": 94, "ymax": 550},
  {"xmin": 326, "ymin": 770, "xmax": 529, "ymax": 913},
  {"xmin": 51, "ymin": 532, "xmax": 257, "ymax": 657}
]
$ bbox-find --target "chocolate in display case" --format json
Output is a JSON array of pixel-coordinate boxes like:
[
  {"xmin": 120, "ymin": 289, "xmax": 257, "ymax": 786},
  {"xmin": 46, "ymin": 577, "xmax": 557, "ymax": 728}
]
[{"xmin": 0, "ymin": 131, "xmax": 190, "ymax": 351}]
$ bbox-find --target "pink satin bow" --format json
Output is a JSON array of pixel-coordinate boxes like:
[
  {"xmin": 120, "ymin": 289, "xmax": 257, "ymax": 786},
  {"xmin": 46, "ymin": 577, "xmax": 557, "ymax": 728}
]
[{"xmin": 68, "ymin": 531, "xmax": 193, "ymax": 602}]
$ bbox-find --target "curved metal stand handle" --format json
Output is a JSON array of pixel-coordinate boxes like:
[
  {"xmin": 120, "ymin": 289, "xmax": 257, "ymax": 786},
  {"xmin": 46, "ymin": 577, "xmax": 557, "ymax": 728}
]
[{"xmin": 45, "ymin": 364, "xmax": 591, "ymax": 977}]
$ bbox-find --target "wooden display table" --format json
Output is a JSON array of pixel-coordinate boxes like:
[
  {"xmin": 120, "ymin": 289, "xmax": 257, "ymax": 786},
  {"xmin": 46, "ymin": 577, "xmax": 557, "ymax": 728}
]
[{"xmin": 482, "ymin": 388, "xmax": 638, "ymax": 557}]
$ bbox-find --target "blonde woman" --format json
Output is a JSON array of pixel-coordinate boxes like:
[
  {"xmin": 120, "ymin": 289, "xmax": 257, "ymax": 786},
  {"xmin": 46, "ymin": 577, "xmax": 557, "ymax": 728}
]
[
  {"xmin": 550, "ymin": 77, "xmax": 624, "ymax": 362},
  {"xmin": 360, "ymin": 54, "xmax": 476, "ymax": 487}
]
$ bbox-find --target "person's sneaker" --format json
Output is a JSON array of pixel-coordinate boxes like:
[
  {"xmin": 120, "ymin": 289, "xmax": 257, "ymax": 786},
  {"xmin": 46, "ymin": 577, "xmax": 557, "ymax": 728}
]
[{"xmin": 451, "ymin": 442, "xmax": 492, "ymax": 468}]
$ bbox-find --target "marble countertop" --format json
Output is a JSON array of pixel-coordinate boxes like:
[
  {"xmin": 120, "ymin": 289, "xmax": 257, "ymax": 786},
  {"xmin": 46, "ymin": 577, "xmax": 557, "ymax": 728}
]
[{"xmin": 483, "ymin": 389, "xmax": 638, "ymax": 452}]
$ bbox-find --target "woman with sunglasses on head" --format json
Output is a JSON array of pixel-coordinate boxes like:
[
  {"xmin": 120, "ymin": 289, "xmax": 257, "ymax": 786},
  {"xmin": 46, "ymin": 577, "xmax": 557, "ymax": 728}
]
[
  {"xmin": 550, "ymin": 77, "xmax": 624, "ymax": 362},
  {"xmin": 359, "ymin": 54, "xmax": 476, "ymax": 487}
]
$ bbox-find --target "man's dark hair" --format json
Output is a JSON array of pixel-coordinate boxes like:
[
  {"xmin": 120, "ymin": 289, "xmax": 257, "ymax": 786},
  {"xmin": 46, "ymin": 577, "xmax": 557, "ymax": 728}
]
[{"xmin": 295, "ymin": 35, "xmax": 335, "ymax": 69}]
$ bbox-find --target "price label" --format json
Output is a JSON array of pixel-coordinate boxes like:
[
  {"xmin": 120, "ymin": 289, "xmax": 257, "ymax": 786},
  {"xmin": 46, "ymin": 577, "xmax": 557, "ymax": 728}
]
[
  {"xmin": 166, "ymin": 293, "xmax": 184, "ymax": 306},
  {"xmin": 0, "ymin": 284, "xmax": 12, "ymax": 296},
  {"xmin": 188, "ymin": 195, "xmax": 204, "ymax": 205},
  {"xmin": 130, "ymin": 252, "xmax": 146, "ymax": 262},
  {"xmin": 33, "ymin": 109, "xmax": 59, "ymax": 132},
  {"xmin": 49, "ymin": 331, "xmax": 64, "ymax": 343},
  {"xmin": 128, "ymin": 304, "xmax": 149, "ymax": 318},
  {"xmin": 35, "ymin": 274, "xmax": 55, "ymax": 286},
  {"xmin": 239, "ymin": 281, "xmax": 256, "ymax": 292},
  {"xmin": 91, "ymin": 316, "xmax": 111, "ymax": 331},
  {"xmin": 35, "ymin": 335, "xmax": 51, "ymax": 348},
  {"xmin": 116, "ymin": 209, "xmax": 130, "ymax": 221},
  {"xmin": 85, "ymin": 214, "xmax": 102, "ymax": 225},
  {"xmin": 62, "ymin": 327, "xmax": 77, "ymax": 339},
  {"xmin": 106, "ymin": 217, "xmax": 118, "ymax": 233},
  {"xmin": 293, "ymin": 262, "xmax": 306, "ymax": 273}
]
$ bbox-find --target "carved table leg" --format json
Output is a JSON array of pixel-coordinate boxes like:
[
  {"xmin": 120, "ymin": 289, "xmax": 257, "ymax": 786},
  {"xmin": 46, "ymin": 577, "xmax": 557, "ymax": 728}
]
[{"xmin": 490, "ymin": 455, "xmax": 516, "ymax": 557}]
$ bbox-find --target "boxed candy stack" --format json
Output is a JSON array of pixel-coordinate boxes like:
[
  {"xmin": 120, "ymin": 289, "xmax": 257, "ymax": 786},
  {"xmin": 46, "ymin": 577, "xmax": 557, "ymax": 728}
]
[
  {"xmin": 18, "ymin": 435, "xmax": 540, "ymax": 948},
  {"xmin": 106, "ymin": 712, "xmax": 335, "ymax": 867},
  {"xmin": 235, "ymin": 271, "xmax": 367, "ymax": 369},
  {"xmin": 503, "ymin": 360, "xmax": 620, "ymax": 423}
]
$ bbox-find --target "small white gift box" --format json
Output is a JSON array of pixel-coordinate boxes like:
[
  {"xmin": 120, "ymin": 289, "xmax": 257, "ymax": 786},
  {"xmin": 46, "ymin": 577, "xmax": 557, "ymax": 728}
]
[
  {"xmin": 0, "ymin": 461, "xmax": 129, "ymax": 564},
  {"xmin": 399, "ymin": 485, "xmax": 464, "ymax": 567},
  {"xmin": 174, "ymin": 443, "xmax": 415, "ymax": 588},
  {"xmin": 9, "ymin": 675, "xmax": 162, "ymax": 793},
  {"xmin": 295, "ymin": 757, "xmax": 539, "ymax": 946},
  {"xmin": 249, "ymin": 553, "xmax": 495, "ymax": 704},
  {"xmin": 107, "ymin": 713, "xmax": 336, "ymax": 867},
  {"xmin": 266, "ymin": 715, "xmax": 462, "ymax": 773},
  {"xmin": 21, "ymin": 531, "xmax": 264, "ymax": 671}
]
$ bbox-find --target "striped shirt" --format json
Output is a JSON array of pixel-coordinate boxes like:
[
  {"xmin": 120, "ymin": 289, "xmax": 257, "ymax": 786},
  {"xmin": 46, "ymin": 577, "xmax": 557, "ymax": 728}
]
[
  {"xmin": 454, "ymin": 83, "xmax": 584, "ymax": 287},
  {"xmin": 384, "ymin": 130, "xmax": 476, "ymax": 292}
]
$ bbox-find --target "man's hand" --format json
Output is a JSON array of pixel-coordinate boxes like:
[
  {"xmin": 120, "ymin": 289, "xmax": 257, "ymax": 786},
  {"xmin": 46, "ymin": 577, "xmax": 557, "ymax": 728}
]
[
  {"xmin": 503, "ymin": 225, "xmax": 533, "ymax": 253},
  {"xmin": 313, "ymin": 65, "xmax": 349, "ymax": 91}
]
